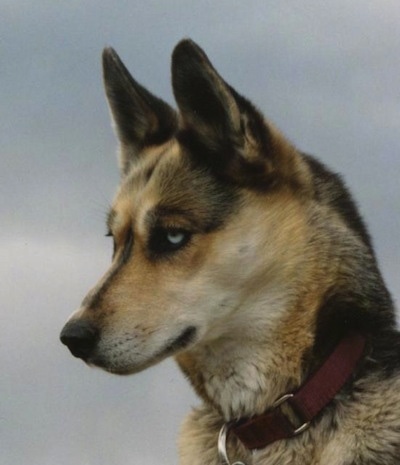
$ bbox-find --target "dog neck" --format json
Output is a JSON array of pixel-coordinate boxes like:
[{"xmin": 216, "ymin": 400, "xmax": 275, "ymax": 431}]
[
  {"xmin": 176, "ymin": 293, "xmax": 317, "ymax": 421},
  {"xmin": 175, "ymin": 213, "xmax": 343, "ymax": 421}
]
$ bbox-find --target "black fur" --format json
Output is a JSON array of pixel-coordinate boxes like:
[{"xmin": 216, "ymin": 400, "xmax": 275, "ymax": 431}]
[
  {"xmin": 172, "ymin": 40, "xmax": 277, "ymax": 191},
  {"xmin": 304, "ymin": 154, "xmax": 374, "ymax": 252},
  {"xmin": 102, "ymin": 48, "xmax": 177, "ymax": 172},
  {"xmin": 305, "ymin": 153, "xmax": 398, "ymax": 386}
]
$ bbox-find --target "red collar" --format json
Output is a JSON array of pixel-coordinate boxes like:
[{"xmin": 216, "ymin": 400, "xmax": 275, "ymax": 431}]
[{"xmin": 219, "ymin": 332, "xmax": 366, "ymax": 457}]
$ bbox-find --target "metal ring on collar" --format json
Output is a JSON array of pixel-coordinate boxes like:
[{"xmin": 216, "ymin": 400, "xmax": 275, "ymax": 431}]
[{"xmin": 218, "ymin": 423, "xmax": 247, "ymax": 465}]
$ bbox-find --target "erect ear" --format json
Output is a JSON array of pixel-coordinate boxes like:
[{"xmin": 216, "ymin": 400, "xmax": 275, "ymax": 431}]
[
  {"xmin": 102, "ymin": 47, "xmax": 177, "ymax": 174},
  {"xmin": 171, "ymin": 40, "xmax": 275, "ymax": 185},
  {"xmin": 171, "ymin": 40, "xmax": 242, "ymax": 150}
]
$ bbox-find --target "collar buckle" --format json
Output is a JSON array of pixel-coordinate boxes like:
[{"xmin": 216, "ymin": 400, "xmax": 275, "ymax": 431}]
[{"xmin": 272, "ymin": 393, "xmax": 310, "ymax": 435}]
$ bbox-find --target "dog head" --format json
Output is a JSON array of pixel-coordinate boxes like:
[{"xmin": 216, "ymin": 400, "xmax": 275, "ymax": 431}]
[{"xmin": 60, "ymin": 40, "xmax": 311, "ymax": 374}]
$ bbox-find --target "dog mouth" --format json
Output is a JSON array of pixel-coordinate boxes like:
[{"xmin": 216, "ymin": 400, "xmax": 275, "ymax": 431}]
[
  {"xmin": 160, "ymin": 326, "xmax": 197, "ymax": 356},
  {"xmin": 91, "ymin": 325, "xmax": 198, "ymax": 375}
]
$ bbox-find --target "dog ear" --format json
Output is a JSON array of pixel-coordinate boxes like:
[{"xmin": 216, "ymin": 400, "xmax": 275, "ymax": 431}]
[
  {"xmin": 171, "ymin": 40, "xmax": 278, "ymax": 187},
  {"xmin": 171, "ymin": 40, "xmax": 242, "ymax": 151},
  {"xmin": 102, "ymin": 48, "xmax": 177, "ymax": 174}
]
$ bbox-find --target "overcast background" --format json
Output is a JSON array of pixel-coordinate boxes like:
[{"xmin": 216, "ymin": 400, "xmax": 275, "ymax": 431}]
[{"xmin": 1, "ymin": 2, "xmax": 399, "ymax": 464}]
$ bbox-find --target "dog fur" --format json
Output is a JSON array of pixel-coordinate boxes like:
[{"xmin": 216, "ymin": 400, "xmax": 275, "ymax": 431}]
[{"xmin": 60, "ymin": 39, "xmax": 400, "ymax": 464}]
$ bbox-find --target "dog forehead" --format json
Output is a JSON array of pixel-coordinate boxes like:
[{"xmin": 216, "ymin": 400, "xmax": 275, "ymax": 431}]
[
  {"xmin": 121, "ymin": 141, "xmax": 183, "ymax": 203},
  {"xmin": 112, "ymin": 142, "xmax": 191, "ymax": 225},
  {"xmin": 111, "ymin": 141, "xmax": 238, "ymax": 234}
]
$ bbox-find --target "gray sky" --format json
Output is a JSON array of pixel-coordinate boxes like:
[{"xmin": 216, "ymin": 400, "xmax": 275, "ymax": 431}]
[{"xmin": 1, "ymin": 2, "xmax": 399, "ymax": 464}]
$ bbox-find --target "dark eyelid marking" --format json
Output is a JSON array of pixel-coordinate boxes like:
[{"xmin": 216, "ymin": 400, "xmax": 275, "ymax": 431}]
[{"xmin": 147, "ymin": 227, "xmax": 191, "ymax": 259}]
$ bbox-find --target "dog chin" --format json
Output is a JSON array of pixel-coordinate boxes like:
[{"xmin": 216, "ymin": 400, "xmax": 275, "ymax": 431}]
[{"xmin": 92, "ymin": 326, "xmax": 198, "ymax": 376}]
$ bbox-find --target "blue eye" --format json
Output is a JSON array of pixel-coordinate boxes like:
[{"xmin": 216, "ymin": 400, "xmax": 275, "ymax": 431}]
[
  {"xmin": 166, "ymin": 230, "xmax": 186, "ymax": 245},
  {"xmin": 149, "ymin": 228, "xmax": 191, "ymax": 255}
]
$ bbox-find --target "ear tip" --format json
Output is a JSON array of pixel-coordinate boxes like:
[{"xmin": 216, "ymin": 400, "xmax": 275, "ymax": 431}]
[
  {"xmin": 102, "ymin": 46, "xmax": 116, "ymax": 60},
  {"xmin": 173, "ymin": 38, "xmax": 198, "ymax": 50},
  {"xmin": 102, "ymin": 47, "xmax": 124, "ymax": 72},
  {"xmin": 172, "ymin": 38, "xmax": 206, "ymax": 65}
]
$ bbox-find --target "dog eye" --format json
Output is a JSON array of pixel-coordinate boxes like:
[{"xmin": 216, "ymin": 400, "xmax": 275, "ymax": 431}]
[
  {"xmin": 166, "ymin": 230, "xmax": 186, "ymax": 245},
  {"xmin": 149, "ymin": 228, "xmax": 191, "ymax": 255}
]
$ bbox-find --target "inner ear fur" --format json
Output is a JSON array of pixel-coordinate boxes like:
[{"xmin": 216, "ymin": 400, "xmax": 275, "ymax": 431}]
[
  {"xmin": 171, "ymin": 40, "xmax": 242, "ymax": 148},
  {"xmin": 102, "ymin": 47, "xmax": 177, "ymax": 174},
  {"xmin": 171, "ymin": 39, "xmax": 297, "ymax": 189}
]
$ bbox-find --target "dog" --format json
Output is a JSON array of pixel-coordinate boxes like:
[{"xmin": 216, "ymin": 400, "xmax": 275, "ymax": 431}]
[{"xmin": 60, "ymin": 39, "xmax": 400, "ymax": 464}]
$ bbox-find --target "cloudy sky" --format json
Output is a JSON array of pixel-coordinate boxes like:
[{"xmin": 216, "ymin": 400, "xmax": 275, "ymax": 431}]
[{"xmin": 1, "ymin": 2, "xmax": 399, "ymax": 464}]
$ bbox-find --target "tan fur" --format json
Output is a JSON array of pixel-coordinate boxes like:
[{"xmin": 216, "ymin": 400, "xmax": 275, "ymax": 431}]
[{"xmin": 61, "ymin": 40, "xmax": 400, "ymax": 464}]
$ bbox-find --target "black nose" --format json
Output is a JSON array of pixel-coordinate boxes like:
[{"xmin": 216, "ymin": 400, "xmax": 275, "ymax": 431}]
[{"xmin": 60, "ymin": 320, "xmax": 98, "ymax": 360}]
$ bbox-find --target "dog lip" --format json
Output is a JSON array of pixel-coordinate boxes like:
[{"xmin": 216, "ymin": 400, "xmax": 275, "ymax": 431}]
[
  {"xmin": 88, "ymin": 326, "xmax": 198, "ymax": 376},
  {"xmin": 162, "ymin": 326, "xmax": 197, "ymax": 355}
]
